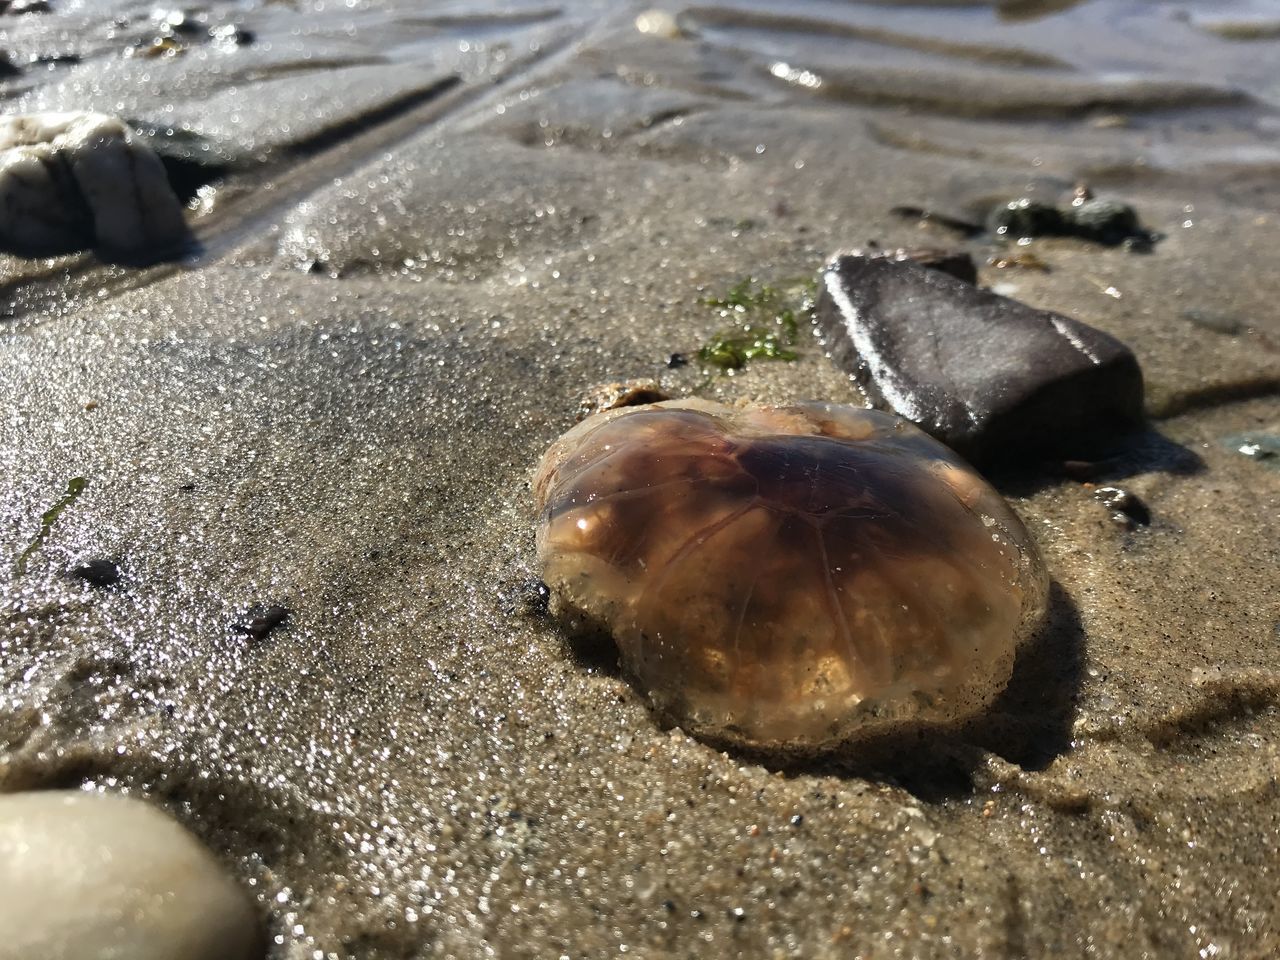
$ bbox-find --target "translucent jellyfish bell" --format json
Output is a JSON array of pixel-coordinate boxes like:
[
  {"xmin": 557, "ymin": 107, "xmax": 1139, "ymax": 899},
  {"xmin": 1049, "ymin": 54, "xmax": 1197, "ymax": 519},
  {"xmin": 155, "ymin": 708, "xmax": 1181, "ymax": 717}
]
[{"xmin": 534, "ymin": 400, "xmax": 1049, "ymax": 754}]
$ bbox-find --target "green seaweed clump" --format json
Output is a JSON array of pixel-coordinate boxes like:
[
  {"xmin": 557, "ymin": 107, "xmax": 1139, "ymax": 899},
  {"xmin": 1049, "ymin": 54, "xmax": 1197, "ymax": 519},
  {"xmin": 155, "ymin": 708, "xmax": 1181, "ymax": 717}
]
[{"xmin": 698, "ymin": 278, "xmax": 808, "ymax": 371}]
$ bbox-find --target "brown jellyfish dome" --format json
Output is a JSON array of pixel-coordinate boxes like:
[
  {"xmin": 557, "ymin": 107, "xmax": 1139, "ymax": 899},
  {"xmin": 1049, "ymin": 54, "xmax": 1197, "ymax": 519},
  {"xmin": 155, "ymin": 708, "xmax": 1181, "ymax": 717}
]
[{"xmin": 533, "ymin": 399, "xmax": 1049, "ymax": 753}]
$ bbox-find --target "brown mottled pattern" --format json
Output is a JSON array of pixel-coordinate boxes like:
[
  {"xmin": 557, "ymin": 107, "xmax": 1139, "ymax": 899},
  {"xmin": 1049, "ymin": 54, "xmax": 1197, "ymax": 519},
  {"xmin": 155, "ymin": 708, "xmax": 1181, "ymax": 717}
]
[{"xmin": 536, "ymin": 400, "xmax": 1048, "ymax": 752}]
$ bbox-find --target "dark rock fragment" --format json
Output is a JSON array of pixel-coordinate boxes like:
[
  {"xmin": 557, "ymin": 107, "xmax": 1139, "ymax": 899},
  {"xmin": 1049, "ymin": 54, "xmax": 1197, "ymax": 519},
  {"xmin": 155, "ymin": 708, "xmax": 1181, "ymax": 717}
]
[
  {"xmin": 1067, "ymin": 198, "xmax": 1141, "ymax": 244},
  {"xmin": 3, "ymin": 0, "xmax": 52, "ymax": 14},
  {"xmin": 234, "ymin": 605, "xmax": 290, "ymax": 642},
  {"xmin": 32, "ymin": 53, "xmax": 80, "ymax": 66},
  {"xmin": 985, "ymin": 194, "xmax": 1159, "ymax": 247},
  {"xmin": 67, "ymin": 558, "xmax": 121, "ymax": 589},
  {"xmin": 1091, "ymin": 486, "xmax": 1150, "ymax": 528},
  {"xmin": 209, "ymin": 24, "xmax": 254, "ymax": 48},
  {"xmin": 815, "ymin": 255, "xmax": 1145, "ymax": 464},
  {"xmin": 987, "ymin": 199, "xmax": 1066, "ymax": 240}
]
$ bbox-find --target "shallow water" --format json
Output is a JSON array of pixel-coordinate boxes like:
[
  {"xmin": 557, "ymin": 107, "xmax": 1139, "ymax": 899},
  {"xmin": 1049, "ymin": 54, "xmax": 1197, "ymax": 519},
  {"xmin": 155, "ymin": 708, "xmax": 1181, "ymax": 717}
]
[{"xmin": 2, "ymin": 1, "xmax": 1278, "ymax": 958}]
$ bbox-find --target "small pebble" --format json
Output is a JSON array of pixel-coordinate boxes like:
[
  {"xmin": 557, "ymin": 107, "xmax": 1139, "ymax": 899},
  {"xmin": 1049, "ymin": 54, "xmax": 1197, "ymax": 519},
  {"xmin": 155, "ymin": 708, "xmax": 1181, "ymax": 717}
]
[
  {"xmin": 1091, "ymin": 486, "xmax": 1150, "ymax": 528},
  {"xmin": 235, "ymin": 604, "xmax": 290, "ymax": 642},
  {"xmin": 153, "ymin": 8, "xmax": 201, "ymax": 35},
  {"xmin": 634, "ymin": 9, "xmax": 682, "ymax": 38},
  {"xmin": 210, "ymin": 23, "xmax": 254, "ymax": 48},
  {"xmin": 67, "ymin": 557, "xmax": 121, "ymax": 589},
  {"xmin": 987, "ymin": 198, "xmax": 1065, "ymax": 240},
  {"xmin": 1068, "ymin": 198, "xmax": 1144, "ymax": 245},
  {"xmin": 4, "ymin": 0, "xmax": 51, "ymax": 14},
  {"xmin": 985, "ymin": 194, "xmax": 1156, "ymax": 247}
]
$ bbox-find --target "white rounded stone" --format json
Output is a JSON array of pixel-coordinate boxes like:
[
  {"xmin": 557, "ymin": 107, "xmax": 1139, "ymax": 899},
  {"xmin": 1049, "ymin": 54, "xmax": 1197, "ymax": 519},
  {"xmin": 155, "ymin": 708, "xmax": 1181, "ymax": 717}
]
[
  {"xmin": 0, "ymin": 790, "xmax": 262, "ymax": 960},
  {"xmin": 0, "ymin": 112, "xmax": 189, "ymax": 258}
]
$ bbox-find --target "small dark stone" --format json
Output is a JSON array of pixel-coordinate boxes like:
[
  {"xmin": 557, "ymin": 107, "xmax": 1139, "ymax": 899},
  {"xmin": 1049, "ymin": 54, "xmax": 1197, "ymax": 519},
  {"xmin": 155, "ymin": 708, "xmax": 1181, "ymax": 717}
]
[
  {"xmin": 234, "ymin": 604, "xmax": 290, "ymax": 642},
  {"xmin": 1120, "ymin": 233, "xmax": 1156, "ymax": 254},
  {"xmin": 1065, "ymin": 198, "xmax": 1141, "ymax": 245},
  {"xmin": 666, "ymin": 352, "xmax": 688, "ymax": 369},
  {"xmin": 985, "ymin": 195, "xmax": 1157, "ymax": 247},
  {"xmin": 987, "ymin": 199, "xmax": 1066, "ymax": 240},
  {"xmin": 5, "ymin": 0, "xmax": 52, "ymax": 14},
  {"xmin": 67, "ymin": 558, "xmax": 121, "ymax": 589},
  {"xmin": 209, "ymin": 23, "xmax": 254, "ymax": 46},
  {"xmin": 1092, "ymin": 486, "xmax": 1150, "ymax": 527},
  {"xmin": 815, "ymin": 255, "xmax": 1146, "ymax": 464},
  {"xmin": 32, "ymin": 52, "xmax": 81, "ymax": 65},
  {"xmin": 845, "ymin": 246, "xmax": 978, "ymax": 285}
]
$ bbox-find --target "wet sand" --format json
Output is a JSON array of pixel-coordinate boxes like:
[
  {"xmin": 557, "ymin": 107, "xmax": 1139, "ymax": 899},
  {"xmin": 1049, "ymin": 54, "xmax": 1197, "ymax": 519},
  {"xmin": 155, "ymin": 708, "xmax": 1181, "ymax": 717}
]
[{"xmin": 2, "ymin": 1, "xmax": 1279, "ymax": 956}]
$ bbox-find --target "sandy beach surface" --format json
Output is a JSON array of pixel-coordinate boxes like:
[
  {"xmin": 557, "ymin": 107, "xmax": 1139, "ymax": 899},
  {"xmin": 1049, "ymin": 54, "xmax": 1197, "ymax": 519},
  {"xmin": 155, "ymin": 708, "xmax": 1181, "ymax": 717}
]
[{"xmin": 2, "ymin": 0, "xmax": 1278, "ymax": 956}]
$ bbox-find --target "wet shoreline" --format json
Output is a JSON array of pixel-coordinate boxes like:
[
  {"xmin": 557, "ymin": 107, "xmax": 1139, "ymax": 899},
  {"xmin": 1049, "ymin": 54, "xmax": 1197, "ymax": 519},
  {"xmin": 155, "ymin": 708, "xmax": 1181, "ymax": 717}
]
[{"xmin": 3, "ymin": 1, "xmax": 1279, "ymax": 957}]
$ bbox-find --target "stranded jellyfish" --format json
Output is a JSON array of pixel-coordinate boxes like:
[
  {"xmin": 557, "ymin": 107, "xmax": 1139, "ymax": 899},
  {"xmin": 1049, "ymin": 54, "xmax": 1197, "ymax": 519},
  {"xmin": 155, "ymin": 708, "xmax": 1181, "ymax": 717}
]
[{"xmin": 533, "ymin": 399, "xmax": 1049, "ymax": 753}]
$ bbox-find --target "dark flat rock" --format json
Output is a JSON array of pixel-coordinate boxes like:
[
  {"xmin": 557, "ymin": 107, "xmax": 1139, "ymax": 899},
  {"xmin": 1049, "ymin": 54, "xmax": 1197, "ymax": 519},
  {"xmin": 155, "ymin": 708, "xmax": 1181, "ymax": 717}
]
[{"xmin": 815, "ymin": 254, "xmax": 1145, "ymax": 464}]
